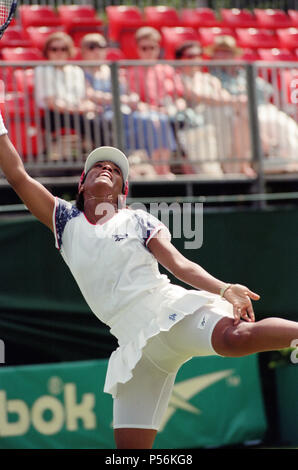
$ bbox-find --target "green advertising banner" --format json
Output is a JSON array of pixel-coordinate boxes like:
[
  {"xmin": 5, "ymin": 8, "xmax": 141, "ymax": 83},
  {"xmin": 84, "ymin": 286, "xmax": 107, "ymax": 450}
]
[{"xmin": 0, "ymin": 355, "xmax": 267, "ymax": 449}]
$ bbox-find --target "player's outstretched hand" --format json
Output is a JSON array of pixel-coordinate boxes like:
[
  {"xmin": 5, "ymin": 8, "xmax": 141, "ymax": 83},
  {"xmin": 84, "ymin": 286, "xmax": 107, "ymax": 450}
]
[{"xmin": 223, "ymin": 284, "xmax": 260, "ymax": 326}]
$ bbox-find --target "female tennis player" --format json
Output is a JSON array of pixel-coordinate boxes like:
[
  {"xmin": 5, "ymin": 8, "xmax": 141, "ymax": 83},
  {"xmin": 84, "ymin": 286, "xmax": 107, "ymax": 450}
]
[{"xmin": 0, "ymin": 113, "xmax": 297, "ymax": 449}]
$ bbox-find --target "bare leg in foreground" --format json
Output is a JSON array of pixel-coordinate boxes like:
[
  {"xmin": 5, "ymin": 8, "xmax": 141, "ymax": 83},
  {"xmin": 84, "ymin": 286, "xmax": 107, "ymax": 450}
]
[
  {"xmin": 211, "ymin": 316, "xmax": 298, "ymax": 357},
  {"xmin": 114, "ymin": 428, "xmax": 157, "ymax": 450},
  {"xmin": 114, "ymin": 316, "xmax": 298, "ymax": 449}
]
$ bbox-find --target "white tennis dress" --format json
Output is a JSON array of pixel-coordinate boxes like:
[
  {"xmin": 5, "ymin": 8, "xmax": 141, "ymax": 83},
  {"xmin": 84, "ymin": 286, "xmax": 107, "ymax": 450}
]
[{"xmin": 53, "ymin": 198, "xmax": 232, "ymax": 398}]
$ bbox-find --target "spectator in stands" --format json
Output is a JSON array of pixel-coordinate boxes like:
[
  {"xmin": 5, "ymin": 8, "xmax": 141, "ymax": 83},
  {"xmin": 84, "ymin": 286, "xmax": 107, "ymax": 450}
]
[
  {"xmin": 80, "ymin": 33, "xmax": 177, "ymax": 177},
  {"xmin": 34, "ymin": 32, "xmax": 101, "ymax": 157},
  {"xmin": 175, "ymin": 40, "xmax": 256, "ymax": 177},
  {"xmin": 127, "ymin": 27, "xmax": 194, "ymax": 174},
  {"xmin": 127, "ymin": 27, "xmax": 185, "ymax": 108},
  {"xmin": 205, "ymin": 35, "xmax": 298, "ymax": 172}
]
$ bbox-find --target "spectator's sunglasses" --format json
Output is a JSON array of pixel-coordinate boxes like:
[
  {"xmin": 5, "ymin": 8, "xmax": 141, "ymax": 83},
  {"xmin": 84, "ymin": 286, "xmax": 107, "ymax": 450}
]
[
  {"xmin": 138, "ymin": 44, "xmax": 159, "ymax": 51},
  {"xmin": 48, "ymin": 46, "xmax": 68, "ymax": 53},
  {"xmin": 85, "ymin": 42, "xmax": 106, "ymax": 50}
]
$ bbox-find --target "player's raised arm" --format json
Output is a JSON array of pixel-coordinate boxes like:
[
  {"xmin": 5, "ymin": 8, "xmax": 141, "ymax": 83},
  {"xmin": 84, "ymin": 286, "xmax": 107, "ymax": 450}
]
[{"xmin": 0, "ymin": 116, "xmax": 55, "ymax": 231}]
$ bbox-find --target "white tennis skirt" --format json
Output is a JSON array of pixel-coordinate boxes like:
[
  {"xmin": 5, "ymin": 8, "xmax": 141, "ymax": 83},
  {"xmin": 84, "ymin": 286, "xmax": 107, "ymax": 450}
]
[{"xmin": 104, "ymin": 284, "xmax": 233, "ymax": 398}]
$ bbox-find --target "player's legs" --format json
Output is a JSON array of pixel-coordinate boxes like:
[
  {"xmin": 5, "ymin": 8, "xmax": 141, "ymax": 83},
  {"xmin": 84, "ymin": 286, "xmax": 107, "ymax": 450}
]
[
  {"xmin": 157, "ymin": 305, "xmax": 298, "ymax": 360},
  {"xmin": 113, "ymin": 307, "xmax": 233, "ymax": 449},
  {"xmin": 113, "ymin": 335, "xmax": 184, "ymax": 449},
  {"xmin": 211, "ymin": 316, "xmax": 298, "ymax": 357},
  {"xmin": 114, "ymin": 428, "xmax": 157, "ymax": 450},
  {"xmin": 113, "ymin": 309, "xmax": 298, "ymax": 449}
]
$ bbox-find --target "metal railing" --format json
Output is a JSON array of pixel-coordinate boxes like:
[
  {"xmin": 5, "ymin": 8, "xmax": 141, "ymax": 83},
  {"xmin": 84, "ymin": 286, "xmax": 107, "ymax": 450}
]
[
  {"xmin": 0, "ymin": 60, "xmax": 297, "ymax": 182},
  {"xmin": 16, "ymin": 1, "xmax": 298, "ymax": 13}
]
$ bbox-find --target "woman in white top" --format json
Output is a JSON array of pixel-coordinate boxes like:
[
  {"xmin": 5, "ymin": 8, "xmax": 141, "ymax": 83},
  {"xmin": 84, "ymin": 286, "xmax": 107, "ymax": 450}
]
[
  {"xmin": 34, "ymin": 32, "xmax": 104, "ymax": 147},
  {"xmin": 1, "ymin": 113, "xmax": 298, "ymax": 449}
]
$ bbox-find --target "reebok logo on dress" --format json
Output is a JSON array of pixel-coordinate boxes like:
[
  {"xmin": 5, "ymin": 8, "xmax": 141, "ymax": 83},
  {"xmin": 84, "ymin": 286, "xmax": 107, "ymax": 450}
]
[
  {"xmin": 169, "ymin": 314, "xmax": 177, "ymax": 322},
  {"xmin": 112, "ymin": 233, "xmax": 128, "ymax": 242},
  {"xmin": 199, "ymin": 314, "xmax": 210, "ymax": 330}
]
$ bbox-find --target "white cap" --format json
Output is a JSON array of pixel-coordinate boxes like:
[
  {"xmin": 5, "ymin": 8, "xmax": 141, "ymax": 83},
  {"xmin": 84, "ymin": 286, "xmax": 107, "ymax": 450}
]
[{"xmin": 84, "ymin": 146, "xmax": 129, "ymax": 183}]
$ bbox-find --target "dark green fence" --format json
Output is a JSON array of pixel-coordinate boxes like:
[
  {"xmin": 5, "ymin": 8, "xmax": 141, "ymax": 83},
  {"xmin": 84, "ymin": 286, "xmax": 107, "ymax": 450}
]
[
  {"xmin": 0, "ymin": 205, "xmax": 297, "ymax": 367},
  {"xmin": 0, "ymin": 205, "xmax": 297, "ymax": 446}
]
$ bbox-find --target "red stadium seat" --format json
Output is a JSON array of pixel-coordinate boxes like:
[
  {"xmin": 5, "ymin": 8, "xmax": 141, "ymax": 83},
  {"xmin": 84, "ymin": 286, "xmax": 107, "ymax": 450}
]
[
  {"xmin": 0, "ymin": 67, "xmax": 14, "ymax": 92},
  {"xmin": 106, "ymin": 48, "xmax": 125, "ymax": 61},
  {"xmin": 275, "ymin": 69, "xmax": 298, "ymax": 105},
  {"xmin": 0, "ymin": 26, "xmax": 32, "ymax": 49},
  {"xmin": 14, "ymin": 69, "xmax": 35, "ymax": 94},
  {"xmin": 118, "ymin": 31, "xmax": 139, "ymax": 59},
  {"xmin": 26, "ymin": 27, "xmax": 65, "ymax": 51},
  {"xmin": 106, "ymin": 6, "xmax": 144, "ymax": 42},
  {"xmin": 3, "ymin": 119, "xmax": 38, "ymax": 159},
  {"xmin": 57, "ymin": 5, "xmax": 103, "ymax": 34},
  {"xmin": 240, "ymin": 48, "xmax": 260, "ymax": 61},
  {"xmin": 254, "ymin": 9, "xmax": 292, "ymax": 29},
  {"xmin": 288, "ymin": 10, "xmax": 298, "ymax": 27},
  {"xmin": 143, "ymin": 6, "xmax": 181, "ymax": 29},
  {"xmin": 19, "ymin": 5, "xmax": 61, "ymax": 28},
  {"xmin": 257, "ymin": 48, "xmax": 296, "ymax": 61},
  {"xmin": 236, "ymin": 28, "xmax": 279, "ymax": 49},
  {"xmin": 1, "ymin": 92, "xmax": 36, "ymax": 118},
  {"xmin": 161, "ymin": 27, "xmax": 199, "ymax": 59},
  {"xmin": 180, "ymin": 8, "xmax": 219, "ymax": 28},
  {"xmin": 220, "ymin": 8, "xmax": 258, "ymax": 28},
  {"xmin": 277, "ymin": 28, "xmax": 298, "ymax": 50},
  {"xmin": 1, "ymin": 47, "xmax": 43, "ymax": 61},
  {"xmin": 198, "ymin": 27, "xmax": 236, "ymax": 47}
]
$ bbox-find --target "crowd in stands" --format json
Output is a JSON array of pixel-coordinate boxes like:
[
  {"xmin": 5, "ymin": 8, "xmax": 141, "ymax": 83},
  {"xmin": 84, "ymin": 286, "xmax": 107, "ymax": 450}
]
[{"xmin": 0, "ymin": 5, "xmax": 297, "ymax": 178}]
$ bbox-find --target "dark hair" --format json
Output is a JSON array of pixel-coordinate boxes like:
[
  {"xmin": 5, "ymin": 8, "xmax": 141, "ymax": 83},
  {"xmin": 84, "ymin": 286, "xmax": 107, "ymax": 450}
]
[
  {"xmin": 175, "ymin": 41, "xmax": 202, "ymax": 60},
  {"xmin": 76, "ymin": 191, "xmax": 85, "ymax": 212}
]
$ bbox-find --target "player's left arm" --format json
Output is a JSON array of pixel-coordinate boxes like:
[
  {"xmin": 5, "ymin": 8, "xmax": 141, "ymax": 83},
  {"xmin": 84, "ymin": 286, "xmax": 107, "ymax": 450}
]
[
  {"xmin": 148, "ymin": 230, "xmax": 228, "ymax": 295},
  {"xmin": 148, "ymin": 231, "xmax": 260, "ymax": 324}
]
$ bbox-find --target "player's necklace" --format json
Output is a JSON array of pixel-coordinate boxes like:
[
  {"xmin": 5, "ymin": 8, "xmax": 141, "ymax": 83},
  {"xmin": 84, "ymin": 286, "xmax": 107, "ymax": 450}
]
[{"xmin": 85, "ymin": 195, "xmax": 119, "ymax": 211}]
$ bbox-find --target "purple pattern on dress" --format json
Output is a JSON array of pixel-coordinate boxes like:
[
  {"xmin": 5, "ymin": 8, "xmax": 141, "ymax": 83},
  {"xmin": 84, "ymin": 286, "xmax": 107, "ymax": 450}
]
[{"xmin": 55, "ymin": 199, "xmax": 80, "ymax": 249}]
